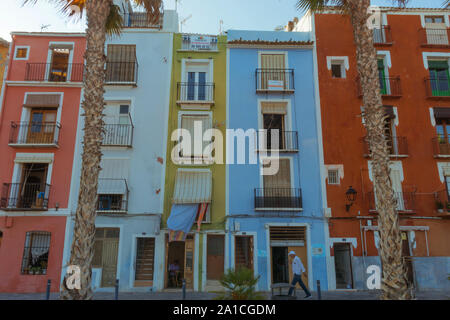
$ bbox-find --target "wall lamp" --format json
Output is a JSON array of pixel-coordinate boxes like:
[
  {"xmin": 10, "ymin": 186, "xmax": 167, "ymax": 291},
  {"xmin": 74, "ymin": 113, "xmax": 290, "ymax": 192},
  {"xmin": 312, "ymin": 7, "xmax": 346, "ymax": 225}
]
[{"xmin": 345, "ymin": 186, "xmax": 357, "ymax": 212}]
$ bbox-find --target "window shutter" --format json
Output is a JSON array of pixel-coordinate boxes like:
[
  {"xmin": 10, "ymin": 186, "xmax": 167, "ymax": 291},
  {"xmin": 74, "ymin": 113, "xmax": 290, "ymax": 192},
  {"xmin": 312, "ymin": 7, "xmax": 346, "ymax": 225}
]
[
  {"xmin": 377, "ymin": 59, "xmax": 385, "ymax": 69},
  {"xmin": 434, "ymin": 107, "xmax": 450, "ymax": 119},
  {"xmin": 107, "ymin": 45, "xmax": 136, "ymax": 62},
  {"xmin": 429, "ymin": 60, "xmax": 448, "ymax": 69},
  {"xmin": 181, "ymin": 115, "xmax": 210, "ymax": 157},
  {"xmin": 261, "ymin": 102, "xmax": 287, "ymax": 114},
  {"xmin": 263, "ymin": 158, "xmax": 291, "ymax": 189},
  {"xmin": 24, "ymin": 94, "xmax": 61, "ymax": 108},
  {"xmin": 261, "ymin": 54, "xmax": 285, "ymax": 69}
]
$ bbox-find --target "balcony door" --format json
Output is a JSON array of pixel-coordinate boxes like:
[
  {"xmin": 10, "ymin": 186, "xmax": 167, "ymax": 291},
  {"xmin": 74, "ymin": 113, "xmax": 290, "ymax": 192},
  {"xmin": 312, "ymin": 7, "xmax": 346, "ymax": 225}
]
[
  {"xmin": 436, "ymin": 117, "xmax": 450, "ymax": 154},
  {"xmin": 48, "ymin": 47, "xmax": 70, "ymax": 82},
  {"xmin": 378, "ymin": 59, "xmax": 388, "ymax": 95},
  {"xmin": 428, "ymin": 60, "xmax": 450, "ymax": 96},
  {"xmin": 27, "ymin": 108, "xmax": 57, "ymax": 144},
  {"xmin": 106, "ymin": 45, "xmax": 137, "ymax": 83},
  {"xmin": 103, "ymin": 104, "xmax": 131, "ymax": 146},
  {"xmin": 93, "ymin": 228, "xmax": 120, "ymax": 287},
  {"xmin": 263, "ymin": 113, "xmax": 285, "ymax": 150},
  {"xmin": 260, "ymin": 53, "xmax": 287, "ymax": 90},
  {"xmin": 263, "ymin": 158, "xmax": 292, "ymax": 206},
  {"xmin": 425, "ymin": 16, "xmax": 448, "ymax": 45},
  {"xmin": 185, "ymin": 63, "xmax": 210, "ymax": 101},
  {"xmin": 18, "ymin": 163, "xmax": 48, "ymax": 209}
]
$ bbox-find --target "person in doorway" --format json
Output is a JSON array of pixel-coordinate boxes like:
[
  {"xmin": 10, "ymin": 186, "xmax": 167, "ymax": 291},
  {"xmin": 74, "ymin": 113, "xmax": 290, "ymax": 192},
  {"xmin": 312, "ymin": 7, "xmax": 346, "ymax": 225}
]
[
  {"xmin": 288, "ymin": 251, "xmax": 311, "ymax": 298},
  {"xmin": 169, "ymin": 260, "xmax": 181, "ymax": 287}
]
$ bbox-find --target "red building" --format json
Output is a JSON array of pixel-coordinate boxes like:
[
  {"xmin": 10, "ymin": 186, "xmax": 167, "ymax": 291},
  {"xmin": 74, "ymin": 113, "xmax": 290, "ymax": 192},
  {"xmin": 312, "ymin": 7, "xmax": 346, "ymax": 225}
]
[
  {"xmin": 292, "ymin": 7, "xmax": 450, "ymax": 290},
  {"xmin": 0, "ymin": 32, "xmax": 85, "ymax": 292}
]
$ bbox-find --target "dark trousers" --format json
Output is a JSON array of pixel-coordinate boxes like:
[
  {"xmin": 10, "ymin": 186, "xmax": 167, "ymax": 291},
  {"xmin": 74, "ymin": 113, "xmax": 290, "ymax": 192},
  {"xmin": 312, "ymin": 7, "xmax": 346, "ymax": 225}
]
[{"xmin": 288, "ymin": 274, "xmax": 311, "ymax": 296}]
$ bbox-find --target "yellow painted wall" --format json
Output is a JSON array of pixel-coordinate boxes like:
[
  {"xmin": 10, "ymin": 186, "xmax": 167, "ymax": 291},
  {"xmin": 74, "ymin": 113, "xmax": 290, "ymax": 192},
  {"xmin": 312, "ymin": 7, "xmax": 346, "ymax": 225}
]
[{"xmin": 0, "ymin": 40, "xmax": 9, "ymax": 91}]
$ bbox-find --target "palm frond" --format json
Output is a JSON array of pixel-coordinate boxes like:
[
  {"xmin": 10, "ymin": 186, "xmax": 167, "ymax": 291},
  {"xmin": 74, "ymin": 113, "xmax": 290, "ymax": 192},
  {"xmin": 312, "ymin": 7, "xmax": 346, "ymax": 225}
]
[
  {"xmin": 22, "ymin": 0, "xmax": 86, "ymax": 20},
  {"xmin": 132, "ymin": 0, "xmax": 163, "ymax": 25},
  {"xmin": 296, "ymin": 0, "xmax": 346, "ymax": 13},
  {"xmin": 106, "ymin": 5, "xmax": 124, "ymax": 37}
]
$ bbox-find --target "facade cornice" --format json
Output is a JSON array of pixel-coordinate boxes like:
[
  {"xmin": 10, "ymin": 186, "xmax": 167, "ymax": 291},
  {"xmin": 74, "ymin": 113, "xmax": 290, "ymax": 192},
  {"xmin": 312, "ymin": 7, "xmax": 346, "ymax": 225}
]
[{"xmin": 5, "ymin": 81, "xmax": 83, "ymax": 88}]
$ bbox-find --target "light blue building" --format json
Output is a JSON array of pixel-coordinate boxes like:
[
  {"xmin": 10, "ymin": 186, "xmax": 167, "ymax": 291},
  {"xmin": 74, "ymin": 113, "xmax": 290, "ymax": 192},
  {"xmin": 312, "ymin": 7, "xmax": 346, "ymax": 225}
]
[{"xmin": 226, "ymin": 30, "xmax": 331, "ymax": 292}]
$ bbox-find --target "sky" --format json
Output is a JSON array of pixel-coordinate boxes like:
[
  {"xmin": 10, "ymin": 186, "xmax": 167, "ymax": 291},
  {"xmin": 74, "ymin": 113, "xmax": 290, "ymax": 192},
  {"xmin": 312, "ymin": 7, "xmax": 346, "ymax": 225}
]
[{"xmin": 0, "ymin": 0, "xmax": 446, "ymax": 42}]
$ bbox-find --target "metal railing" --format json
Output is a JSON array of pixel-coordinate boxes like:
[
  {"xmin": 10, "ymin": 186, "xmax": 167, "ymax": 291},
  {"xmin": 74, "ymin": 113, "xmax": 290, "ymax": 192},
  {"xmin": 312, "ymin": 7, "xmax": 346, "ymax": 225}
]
[
  {"xmin": 181, "ymin": 35, "xmax": 218, "ymax": 51},
  {"xmin": 432, "ymin": 135, "xmax": 450, "ymax": 156},
  {"xmin": 9, "ymin": 121, "xmax": 61, "ymax": 145},
  {"xmin": 0, "ymin": 182, "xmax": 51, "ymax": 210},
  {"xmin": 25, "ymin": 63, "xmax": 84, "ymax": 82},
  {"xmin": 254, "ymin": 188, "xmax": 302, "ymax": 210},
  {"xmin": 362, "ymin": 136, "xmax": 408, "ymax": 157},
  {"xmin": 177, "ymin": 82, "xmax": 215, "ymax": 102},
  {"xmin": 256, "ymin": 69, "xmax": 294, "ymax": 92},
  {"xmin": 419, "ymin": 28, "xmax": 450, "ymax": 47},
  {"xmin": 367, "ymin": 191, "xmax": 416, "ymax": 213},
  {"xmin": 433, "ymin": 190, "xmax": 450, "ymax": 214},
  {"xmin": 256, "ymin": 130, "xmax": 299, "ymax": 151},
  {"xmin": 97, "ymin": 178, "xmax": 129, "ymax": 213},
  {"xmin": 425, "ymin": 77, "xmax": 450, "ymax": 98},
  {"xmin": 122, "ymin": 10, "xmax": 163, "ymax": 29},
  {"xmin": 102, "ymin": 123, "xmax": 134, "ymax": 147},
  {"xmin": 357, "ymin": 76, "xmax": 402, "ymax": 97},
  {"xmin": 373, "ymin": 26, "xmax": 392, "ymax": 45},
  {"xmin": 105, "ymin": 61, "xmax": 138, "ymax": 84}
]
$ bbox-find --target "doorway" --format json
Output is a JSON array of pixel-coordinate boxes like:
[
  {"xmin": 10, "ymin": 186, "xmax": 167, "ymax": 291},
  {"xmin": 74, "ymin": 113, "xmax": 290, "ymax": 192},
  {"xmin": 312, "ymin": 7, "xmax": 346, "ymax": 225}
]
[
  {"xmin": 271, "ymin": 247, "xmax": 289, "ymax": 283},
  {"xmin": 167, "ymin": 241, "xmax": 185, "ymax": 288},
  {"xmin": 134, "ymin": 237, "xmax": 155, "ymax": 287},
  {"xmin": 92, "ymin": 228, "xmax": 120, "ymax": 287},
  {"xmin": 401, "ymin": 232, "xmax": 415, "ymax": 289},
  {"xmin": 207, "ymin": 235, "xmax": 224, "ymax": 280},
  {"xmin": 49, "ymin": 48, "xmax": 70, "ymax": 81},
  {"xmin": 18, "ymin": 163, "xmax": 48, "ymax": 209},
  {"xmin": 333, "ymin": 243, "xmax": 354, "ymax": 289}
]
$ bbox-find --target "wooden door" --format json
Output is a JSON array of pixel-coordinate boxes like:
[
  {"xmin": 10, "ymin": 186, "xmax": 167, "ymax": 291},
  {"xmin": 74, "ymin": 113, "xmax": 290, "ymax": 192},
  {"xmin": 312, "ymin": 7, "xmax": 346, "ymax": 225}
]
[
  {"xmin": 27, "ymin": 109, "xmax": 57, "ymax": 144},
  {"xmin": 235, "ymin": 236, "xmax": 254, "ymax": 271},
  {"xmin": 101, "ymin": 238, "xmax": 119, "ymax": 287},
  {"xmin": 134, "ymin": 238, "xmax": 155, "ymax": 287},
  {"xmin": 184, "ymin": 236, "xmax": 195, "ymax": 289},
  {"xmin": 207, "ymin": 235, "xmax": 225, "ymax": 280}
]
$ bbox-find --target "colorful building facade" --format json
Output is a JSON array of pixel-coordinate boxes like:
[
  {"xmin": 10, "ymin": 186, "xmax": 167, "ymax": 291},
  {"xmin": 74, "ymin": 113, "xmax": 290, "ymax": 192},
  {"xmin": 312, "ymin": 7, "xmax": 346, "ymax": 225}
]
[
  {"xmin": 226, "ymin": 30, "xmax": 330, "ymax": 292},
  {"xmin": 0, "ymin": 32, "xmax": 86, "ymax": 292},
  {"xmin": 0, "ymin": 37, "xmax": 9, "ymax": 90},
  {"xmin": 162, "ymin": 32, "xmax": 227, "ymax": 292},
  {"xmin": 292, "ymin": 6, "xmax": 450, "ymax": 290}
]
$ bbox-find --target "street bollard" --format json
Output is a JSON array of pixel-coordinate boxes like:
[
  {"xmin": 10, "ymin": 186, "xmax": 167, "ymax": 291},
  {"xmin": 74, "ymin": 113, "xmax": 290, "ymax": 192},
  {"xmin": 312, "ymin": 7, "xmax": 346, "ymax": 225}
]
[
  {"xmin": 317, "ymin": 280, "xmax": 321, "ymax": 300},
  {"xmin": 115, "ymin": 279, "xmax": 119, "ymax": 300},
  {"xmin": 45, "ymin": 279, "xmax": 51, "ymax": 300},
  {"xmin": 182, "ymin": 279, "xmax": 186, "ymax": 300}
]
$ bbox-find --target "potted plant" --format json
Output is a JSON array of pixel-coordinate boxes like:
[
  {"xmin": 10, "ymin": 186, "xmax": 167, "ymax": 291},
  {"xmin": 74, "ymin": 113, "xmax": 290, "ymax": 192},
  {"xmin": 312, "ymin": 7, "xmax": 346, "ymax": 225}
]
[
  {"xmin": 436, "ymin": 200, "xmax": 444, "ymax": 213},
  {"xmin": 446, "ymin": 202, "xmax": 450, "ymax": 212}
]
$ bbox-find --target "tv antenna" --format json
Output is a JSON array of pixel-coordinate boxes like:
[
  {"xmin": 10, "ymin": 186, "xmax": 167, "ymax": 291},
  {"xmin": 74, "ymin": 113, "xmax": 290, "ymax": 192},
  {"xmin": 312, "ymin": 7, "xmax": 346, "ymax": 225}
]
[
  {"xmin": 40, "ymin": 24, "xmax": 51, "ymax": 32},
  {"xmin": 219, "ymin": 20, "xmax": 224, "ymax": 35},
  {"xmin": 180, "ymin": 14, "xmax": 192, "ymax": 33}
]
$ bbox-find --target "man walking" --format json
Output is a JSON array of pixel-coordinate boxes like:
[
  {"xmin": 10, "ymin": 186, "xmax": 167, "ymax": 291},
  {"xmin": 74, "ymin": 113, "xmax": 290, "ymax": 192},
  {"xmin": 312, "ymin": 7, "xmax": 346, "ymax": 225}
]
[{"xmin": 288, "ymin": 251, "xmax": 312, "ymax": 298}]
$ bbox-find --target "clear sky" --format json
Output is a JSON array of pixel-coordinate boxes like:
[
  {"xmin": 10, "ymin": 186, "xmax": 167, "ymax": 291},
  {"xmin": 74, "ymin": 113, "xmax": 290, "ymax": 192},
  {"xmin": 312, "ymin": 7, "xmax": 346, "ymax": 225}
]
[{"xmin": 0, "ymin": 0, "xmax": 445, "ymax": 42}]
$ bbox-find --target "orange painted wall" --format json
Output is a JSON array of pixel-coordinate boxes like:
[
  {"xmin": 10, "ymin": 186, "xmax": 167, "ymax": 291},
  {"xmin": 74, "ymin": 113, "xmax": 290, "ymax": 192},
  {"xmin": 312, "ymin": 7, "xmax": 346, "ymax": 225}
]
[{"xmin": 315, "ymin": 13, "xmax": 450, "ymax": 257}]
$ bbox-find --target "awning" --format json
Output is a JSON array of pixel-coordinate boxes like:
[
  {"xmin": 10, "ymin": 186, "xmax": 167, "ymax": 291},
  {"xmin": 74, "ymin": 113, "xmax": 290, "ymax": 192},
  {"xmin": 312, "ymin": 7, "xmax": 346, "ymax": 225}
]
[
  {"xmin": 261, "ymin": 101, "xmax": 287, "ymax": 114},
  {"xmin": 97, "ymin": 179, "xmax": 127, "ymax": 195},
  {"xmin": 173, "ymin": 169, "xmax": 212, "ymax": 204},
  {"xmin": 167, "ymin": 204, "xmax": 199, "ymax": 240},
  {"xmin": 434, "ymin": 107, "xmax": 450, "ymax": 119},
  {"xmin": 14, "ymin": 153, "xmax": 54, "ymax": 163},
  {"xmin": 23, "ymin": 94, "xmax": 61, "ymax": 108}
]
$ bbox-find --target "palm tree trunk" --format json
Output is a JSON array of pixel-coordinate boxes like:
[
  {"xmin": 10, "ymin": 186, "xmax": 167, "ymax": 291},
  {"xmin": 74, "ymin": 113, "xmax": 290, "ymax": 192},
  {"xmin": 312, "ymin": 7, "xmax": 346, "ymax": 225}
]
[
  {"xmin": 61, "ymin": 0, "xmax": 112, "ymax": 300},
  {"xmin": 347, "ymin": 0, "xmax": 412, "ymax": 300}
]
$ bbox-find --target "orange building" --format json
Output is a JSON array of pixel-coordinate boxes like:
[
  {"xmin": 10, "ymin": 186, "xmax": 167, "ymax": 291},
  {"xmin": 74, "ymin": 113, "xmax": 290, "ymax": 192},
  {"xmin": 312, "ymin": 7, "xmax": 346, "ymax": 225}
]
[
  {"xmin": 0, "ymin": 32, "xmax": 85, "ymax": 292},
  {"xmin": 292, "ymin": 7, "xmax": 450, "ymax": 290}
]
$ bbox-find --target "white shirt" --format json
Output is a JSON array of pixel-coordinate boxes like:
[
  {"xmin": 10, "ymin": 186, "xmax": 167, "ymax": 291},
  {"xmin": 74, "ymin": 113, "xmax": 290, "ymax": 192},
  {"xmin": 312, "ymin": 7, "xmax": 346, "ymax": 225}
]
[{"xmin": 292, "ymin": 256, "xmax": 306, "ymax": 275}]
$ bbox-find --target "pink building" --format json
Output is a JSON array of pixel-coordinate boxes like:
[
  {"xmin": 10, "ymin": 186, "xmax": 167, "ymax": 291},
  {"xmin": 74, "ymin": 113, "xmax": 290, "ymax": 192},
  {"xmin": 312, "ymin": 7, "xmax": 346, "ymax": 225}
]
[{"xmin": 0, "ymin": 32, "xmax": 85, "ymax": 292}]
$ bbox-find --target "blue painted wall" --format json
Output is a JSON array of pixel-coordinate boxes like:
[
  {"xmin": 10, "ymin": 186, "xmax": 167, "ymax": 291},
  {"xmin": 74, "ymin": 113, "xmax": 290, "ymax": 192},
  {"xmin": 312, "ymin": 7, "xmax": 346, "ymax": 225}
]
[{"xmin": 227, "ymin": 30, "xmax": 329, "ymax": 291}]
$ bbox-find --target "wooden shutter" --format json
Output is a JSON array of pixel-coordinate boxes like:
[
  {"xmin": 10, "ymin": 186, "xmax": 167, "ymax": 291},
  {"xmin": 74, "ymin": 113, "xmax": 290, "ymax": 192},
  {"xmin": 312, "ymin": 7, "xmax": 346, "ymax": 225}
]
[
  {"xmin": 235, "ymin": 236, "xmax": 253, "ymax": 271},
  {"xmin": 106, "ymin": 45, "xmax": 136, "ymax": 82},
  {"xmin": 261, "ymin": 54, "xmax": 285, "ymax": 69},
  {"xmin": 263, "ymin": 158, "xmax": 291, "ymax": 188}
]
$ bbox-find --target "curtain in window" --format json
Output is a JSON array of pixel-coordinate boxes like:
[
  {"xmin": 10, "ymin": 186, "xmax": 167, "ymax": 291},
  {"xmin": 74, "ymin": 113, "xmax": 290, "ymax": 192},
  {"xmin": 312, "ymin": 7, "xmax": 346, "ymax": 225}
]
[
  {"xmin": 260, "ymin": 54, "xmax": 286, "ymax": 89},
  {"xmin": 106, "ymin": 45, "xmax": 136, "ymax": 82},
  {"xmin": 181, "ymin": 115, "xmax": 211, "ymax": 157},
  {"xmin": 263, "ymin": 158, "xmax": 291, "ymax": 197}
]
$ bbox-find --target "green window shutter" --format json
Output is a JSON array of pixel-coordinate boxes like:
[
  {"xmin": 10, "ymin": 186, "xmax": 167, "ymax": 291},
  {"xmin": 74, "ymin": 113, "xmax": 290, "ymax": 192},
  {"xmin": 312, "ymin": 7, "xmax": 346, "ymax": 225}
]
[
  {"xmin": 429, "ymin": 60, "xmax": 448, "ymax": 70},
  {"xmin": 377, "ymin": 59, "xmax": 385, "ymax": 69}
]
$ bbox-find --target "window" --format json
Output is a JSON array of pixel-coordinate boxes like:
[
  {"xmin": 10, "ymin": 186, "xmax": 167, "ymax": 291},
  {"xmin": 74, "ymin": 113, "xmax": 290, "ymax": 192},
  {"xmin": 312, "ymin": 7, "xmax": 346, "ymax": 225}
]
[
  {"xmin": 378, "ymin": 58, "xmax": 387, "ymax": 94},
  {"xmin": 259, "ymin": 53, "xmax": 289, "ymax": 90},
  {"xmin": 235, "ymin": 236, "xmax": 253, "ymax": 271},
  {"xmin": 14, "ymin": 46, "xmax": 29, "ymax": 60},
  {"xmin": 106, "ymin": 45, "xmax": 137, "ymax": 83},
  {"xmin": 425, "ymin": 16, "xmax": 445, "ymax": 24},
  {"xmin": 97, "ymin": 158, "xmax": 129, "ymax": 212},
  {"xmin": 0, "ymin": 230, "xmax": 3, "ymax": 249},
  {"xmin": 179, "ymin": 114, "xmax": 212, "ymax": 159},
  {"xmin": 182, "ymin": 61, "xmax": 212, "ymax": 101},
  {"xmin": 331, "ymin": 60, "xmax": 345, "ymax": 78},
  {"xmin": 21, "ymin": 231, "xmax": 51, "ymax": 275},
  {"xmin": 445, "ymin": 176, "xmax": 450, "ymax": 201},
  {"xmin": 328, "ymin": 169, "xmax": 340, "ymax": 185},
  {"xmin": 263, "ymin": 158, "xmax": 292, "ymax": 195},
  {"xmin": 27, "ymin": 108, "xmax": 57, "ymax": 144},
  {"xmin": 14, "ymin": 163, "xmax": 49, "ymax": 209},
  {"xmin": 260, "ymin": 101, "xmax": 288, "ymax": 150},
  {"xmin": 428, "ymin": 60, "xmax": 450, "ymax": 96}
]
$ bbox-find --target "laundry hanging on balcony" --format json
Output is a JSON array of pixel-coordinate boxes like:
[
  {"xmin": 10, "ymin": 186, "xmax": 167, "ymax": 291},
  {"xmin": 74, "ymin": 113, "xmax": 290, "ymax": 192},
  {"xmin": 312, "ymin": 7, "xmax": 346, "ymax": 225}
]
[{"xmin": 167, "ymin": 169, "xmax": 212, "ymax": 241}]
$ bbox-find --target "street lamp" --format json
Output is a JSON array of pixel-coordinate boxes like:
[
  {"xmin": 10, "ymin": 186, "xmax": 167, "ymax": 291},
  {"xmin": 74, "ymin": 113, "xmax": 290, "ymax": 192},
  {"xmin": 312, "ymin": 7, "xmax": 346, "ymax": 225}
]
[{"xmin": 345, "ymin": 186, "xmax": 357, "ymax": 212}]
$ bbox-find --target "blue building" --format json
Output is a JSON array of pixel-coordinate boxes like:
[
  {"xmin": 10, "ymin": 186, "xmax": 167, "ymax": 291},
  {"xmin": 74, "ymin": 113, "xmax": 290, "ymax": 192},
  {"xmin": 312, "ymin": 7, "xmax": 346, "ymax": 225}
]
[{"xmin": 226, "ymin": 30, "xmax": 331, "ymax": 292}]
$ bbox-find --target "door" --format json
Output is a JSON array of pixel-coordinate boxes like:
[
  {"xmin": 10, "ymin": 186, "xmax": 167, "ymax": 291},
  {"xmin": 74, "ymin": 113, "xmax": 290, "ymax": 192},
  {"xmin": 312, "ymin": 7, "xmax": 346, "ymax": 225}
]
[
  {"xmin": 333, "ymin": 243, "xmax": 354, "ymax": 289},
  {"xmin": 401, "ymin": 232, "xmax": 415, "ymax": 289},
  {"xmin": 436, "ymin": 118, "xmax": 450, "ymax": 154},
  {"xmin": 207, "ymin": 235, "xmax": 225, "ymax": 280},
  {"xmin": 429, "ymin": 61, "xmax": 450, "ymax": 96},
  {"xmin": 390, "ymin": 169, "xmax": 404, "ymax": 211},
  {"xmin": 271, "ymin": 247, "xmax": 289, "ymax": 283},
  {"xmin": 378, "ymin": 59, "xmax": 387, "ymax": 95},
  {"xmin": 263, "ymin": 113, "xmax": 285, "ymax": 150},
  {"xmin": 187, "ymin": 71, "xmax": 207, "ymax": 101},
  {"xmin": 93, "ymin": 228, "xmax": 120, "ymax": 288},
  {"xmin": 263, "ymin": 158, "xmax": 292, "ymax": 206},
  {"xmin": 19, "ymin": 163, "xmax": 48, "ymax": 209},
  {"xmin": 49, "ymin": 48, "xmax": 70, "ymax": 81},
  {"xmin": 425, "ymin": 16, "xmax": 448, "ymax": 45},
  {"xmin": 235, "ymin": 236, "xmax": 254, "ymax": 271},
  {"xmin": 27, "ymin": 109, "xmax": 57, "ymax": 144},
  {"xmin": 134, "ymin": 238, "xmax": 155, "ymax": 287}
]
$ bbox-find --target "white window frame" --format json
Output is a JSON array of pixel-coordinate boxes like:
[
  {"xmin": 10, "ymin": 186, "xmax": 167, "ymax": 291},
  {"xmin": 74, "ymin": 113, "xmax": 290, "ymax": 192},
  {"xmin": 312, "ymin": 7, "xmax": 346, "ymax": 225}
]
[
  {"xmin": 14, "ymin": 46, "xmax": 30, "ymax": 60},
  {"xmin": 45, "ymin": 42, "xmax": 75, "ymax": 81},
  {"xmin": 326, "ymin": 56, "xmax": 349, "ymax": 79}
]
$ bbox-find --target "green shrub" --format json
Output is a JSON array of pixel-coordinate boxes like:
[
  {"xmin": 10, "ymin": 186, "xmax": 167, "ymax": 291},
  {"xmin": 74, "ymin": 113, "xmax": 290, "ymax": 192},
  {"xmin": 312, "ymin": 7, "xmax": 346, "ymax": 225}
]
[{"xmin": 215, "ymin": 267, "xmax": 265, "ymax": 300}]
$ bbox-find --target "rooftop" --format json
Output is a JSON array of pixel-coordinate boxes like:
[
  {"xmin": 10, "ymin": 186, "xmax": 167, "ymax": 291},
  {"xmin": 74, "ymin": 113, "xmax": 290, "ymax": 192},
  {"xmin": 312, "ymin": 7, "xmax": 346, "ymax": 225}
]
[{"xmin": 227, "ymin": 29, "xmax": 312, "ymax": 45}]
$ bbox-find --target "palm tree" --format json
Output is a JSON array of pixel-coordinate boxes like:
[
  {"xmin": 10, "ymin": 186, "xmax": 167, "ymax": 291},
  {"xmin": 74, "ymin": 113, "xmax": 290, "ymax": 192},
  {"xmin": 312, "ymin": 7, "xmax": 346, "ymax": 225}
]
[
  {"xmin": 24, "ymin": 0, "xmax": 162, "ymax": 300},
  {"xmin": 296, "ymin": 0, "xmax": 412, "ymax": 300}
]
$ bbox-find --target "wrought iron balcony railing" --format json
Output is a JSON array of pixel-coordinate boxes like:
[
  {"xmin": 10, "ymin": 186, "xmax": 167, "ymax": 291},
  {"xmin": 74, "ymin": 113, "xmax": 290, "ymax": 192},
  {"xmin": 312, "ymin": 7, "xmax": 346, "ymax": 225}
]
[
  {"xmin": 97, "ymin": 178, "xmax": 129, "ymax": 213},
  {"xmin": 9, "ymin": 121, "xmax": 61, "ymax": 146},
  {"xmin": 256, "ymin": 130, "xmax": 299, "ymax": 152},
  {"xmin": 425, "ymin": 77, "xmax": 450, "ymax": 98},
  {"xmin": 432, "ymin": 136, "xmax": 450, "ymax": 156},
  {"xmin": 0, "ymin": 182, "xmax": 51, "ymax": 210},
  {"xmin": 254, "ymin": 188, "xmax": 302, "ymax": 210},
  {"xmin": 357, "ymin": 76, "xmax": 402, "ymax": 97},
  {"xmin": 177, "ymin": 82, "xmax": 215, "ymax": 103},
  {"xmin": 122, "ymin": 10, "xmax": 163, "ymax": 29},
  {"xmin": 256, "ymin": 69, "xmax": 294, "ymax": 92},
  {"xmin": 373, "ymin": 26, "xmax": 393, "ymax": 45},
  {"xmin": 362, "ymin": 136, "xmax": 408, "ymax": 157},
  {"xmin": 433, "ymin": 190, "xmax": 450, "ymax": 217},
  {"xmin": 25, "ymin": 63, "xmax": 84, "ymax": 82},
  {"xmin": 419, "ymin": 28, "xmax": 450, "ymax": 47},
  {"xmin": 102, "ymin": 123, "xmax": 134, "ymax": 147},
  {"xmin": 105, "ymin": 61, "xmax": 138, "ymax": 85},
  {"xmin": 366, "ymin": 191, "xmax": 416, "ymax": 213}
]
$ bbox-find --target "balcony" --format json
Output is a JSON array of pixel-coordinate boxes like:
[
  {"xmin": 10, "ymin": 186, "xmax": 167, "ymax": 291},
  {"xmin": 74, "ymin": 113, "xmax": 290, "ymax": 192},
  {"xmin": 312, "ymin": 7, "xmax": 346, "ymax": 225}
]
[
  {"xmin": 0, "ymin": 182, "xmax": 51, "ymax": 211},
  {"xmin": 425, "ymin": 77, "xmax": 450, "ymax": 99},
  {"xmin": 105, "ymin": 62, "xmax": 138, "ymax": 85},
  {"xmin": 102, "ymin": 123, "xmax": 134, "ymax": 147},
  {"xmin": 432, "ymin": 136, "xmax": 450, "ymax": 157},
  {"xmin": 373, "ymin": 26, "xmax": 393, "ymax": 45},
  {"xmin": 254, "ymin": 188, "xmax": 302, "ymax": 211},
  {"xmin": 256, "ymin": 130, "xmax": 299, "ymax": 152},
  {"xmin": 9, "ymin": 121, "xmax": 61, "ymax": 147},
  {"xmin": 122, "ymin": 9, "xmax": 163, "ymax": 29},
  {"xmin": 177, "ymin": 82, "xmax": 215, "ymax": 106},
  {"xmin": 357, "ymin": 76, "xmax": 402, "ymax": 98},
  {"xmin": 366, "ymin": 191, "xmax": 416, "ymax": 214},
  {"xmin": 97, "ymin": 178, "xmax": 129, "ymax": 214},
  {"xmin": 25, "ymin": 63, "xmax": 84, "ymax": 82},
  {"xmin": 256, "ymin": 69, "xmax": 294, "ymax": 93},
  {"xmin": 362, "ymin": 136, "xmax": 408, "ymax": 158},
  {"xmin": 433, "ymin": 190, "xmax": 450, "ymax": 218},
  {"xmin": 181, "ymin": 34, "xmax": 218, "ymax": 51},
  {"xmin": 419, "ymin": 28, "xmax": 450, "ymax": 47}
]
